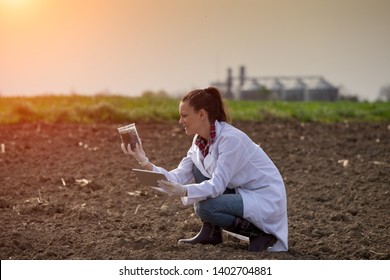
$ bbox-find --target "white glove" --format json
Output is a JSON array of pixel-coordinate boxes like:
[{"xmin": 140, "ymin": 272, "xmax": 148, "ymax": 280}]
[
  {"xmin": 157, "ymin": 180, "xmax": 187, "ymax": 197},
  {"xmin": 121, "ymin": 139, "xmax": 149, "ymax": 166}
]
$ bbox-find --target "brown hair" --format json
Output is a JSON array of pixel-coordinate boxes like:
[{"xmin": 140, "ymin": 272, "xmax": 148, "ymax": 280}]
[{"xmin": 181, "ymin": 87, "xmax": 230, "ymax": 122}]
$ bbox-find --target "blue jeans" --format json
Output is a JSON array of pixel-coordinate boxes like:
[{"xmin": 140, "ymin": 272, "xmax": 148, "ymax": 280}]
[{"xmin": 192, "ymin": 166, "xmax": 243, "ymax": 228}]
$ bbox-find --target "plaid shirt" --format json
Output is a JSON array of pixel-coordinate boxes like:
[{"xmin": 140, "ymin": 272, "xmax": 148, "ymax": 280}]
[{"xmin": 195, "ymin": 121, "xmax": 216, "ymax": 158}]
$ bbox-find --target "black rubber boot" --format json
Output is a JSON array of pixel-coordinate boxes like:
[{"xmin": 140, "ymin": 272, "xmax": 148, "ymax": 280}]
[
  {"xmin": 225, "ymin": 217, "xmax": 277, "ymax": 252},
  {"xmin": 178, "ymin": 222, "xmax": 223, "ymax": 245}
]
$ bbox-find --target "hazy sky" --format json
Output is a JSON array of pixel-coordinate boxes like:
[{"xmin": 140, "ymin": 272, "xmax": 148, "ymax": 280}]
[{"xmin": 1, "ymin": 0, "xmax": 389, "ymax": 100}]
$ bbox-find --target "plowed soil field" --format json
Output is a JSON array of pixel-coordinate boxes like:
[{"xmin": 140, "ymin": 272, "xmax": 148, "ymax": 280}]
[{"xmin": 0, "ymin": 121, "xmax": 389, "ymax": 260}]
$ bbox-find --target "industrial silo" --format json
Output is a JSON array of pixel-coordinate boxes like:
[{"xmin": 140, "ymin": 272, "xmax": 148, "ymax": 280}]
[
  {"xmin": 283, "ymin": 78, "xmax": 306, "ymax": 101},
  {"xmin": 307, "ymin": 77, "xmax": 338, "ymax": 101},
  {"xmin": 239, "ymin": 79, "xmax": 262, "ymax": 100},
  {"xmin": 269, "ymin": 78, "xmax": 285, "ymax": 99}
]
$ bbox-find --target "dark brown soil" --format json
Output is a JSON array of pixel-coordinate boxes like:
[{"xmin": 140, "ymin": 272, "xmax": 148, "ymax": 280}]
[{"xmin": 0, "ymin": 121, "xmax": 389, "ymax": 260}]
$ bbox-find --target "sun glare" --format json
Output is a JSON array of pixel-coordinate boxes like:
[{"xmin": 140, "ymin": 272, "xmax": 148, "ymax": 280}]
[
  {"xmin": 1, "ymin": 0, "xmax": 26, "ymax": 12},
  {"xmin": 1, "ymin": 0, "xmax": 36, "ymax": 12},
  {"xmin": 4, "ymin": 0, "xmax": 27, "ymax": 6},
  {"xmin": 0, "ymin": 0, "xmax": 42, "ymax": 21}
]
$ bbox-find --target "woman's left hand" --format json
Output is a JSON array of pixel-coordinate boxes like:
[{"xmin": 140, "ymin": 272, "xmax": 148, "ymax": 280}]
[
  {"xmin": 157, "ymin": 180, "xmax": 187, "ymax": 197},
  {"xmin": 121, "ymin": 140, "xmax": 149, "ymax": 166}
]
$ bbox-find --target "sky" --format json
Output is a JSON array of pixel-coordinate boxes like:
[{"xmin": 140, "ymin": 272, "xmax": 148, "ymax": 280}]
[{"xmin": 0, "ymin": 0, "xmax": 389, "ymax": 101}]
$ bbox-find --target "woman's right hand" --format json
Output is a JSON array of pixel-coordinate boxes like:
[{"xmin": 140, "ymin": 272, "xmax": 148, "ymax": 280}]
[{"xmin": 121, "ymin": 139, "xmax": 149, "ymax": 166}]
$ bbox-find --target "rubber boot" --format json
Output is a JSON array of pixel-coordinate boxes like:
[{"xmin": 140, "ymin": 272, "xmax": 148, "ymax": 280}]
[
  {"xmin": 178, "ymin": 222, "xmax": 223, "ymax": 245},
  {"xmin": 225, "ymin": 217, "xmax": 277, "ymax": 252}
]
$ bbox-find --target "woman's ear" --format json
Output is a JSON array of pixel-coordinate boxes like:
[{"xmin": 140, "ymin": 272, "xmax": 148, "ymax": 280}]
[{"xmin": 199, "ymin": 109, "xmax": 208, "ymax": 121}]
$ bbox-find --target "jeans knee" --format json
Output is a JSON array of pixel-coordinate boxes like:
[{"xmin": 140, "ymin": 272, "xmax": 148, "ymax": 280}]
[{"xmin": 194, "ymin": 200, "xmax": 214, "ymax": 222}]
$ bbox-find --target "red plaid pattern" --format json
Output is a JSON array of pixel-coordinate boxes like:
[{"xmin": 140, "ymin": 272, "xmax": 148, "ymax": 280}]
[{"xmin": 195, "ymin": 121, "xmax": 216, "ymax": 157}]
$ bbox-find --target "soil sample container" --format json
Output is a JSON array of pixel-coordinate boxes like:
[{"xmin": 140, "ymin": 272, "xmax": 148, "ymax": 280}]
[{"xmin": 118, "ymin": 123, "xmax": 140, "ymax": 151}]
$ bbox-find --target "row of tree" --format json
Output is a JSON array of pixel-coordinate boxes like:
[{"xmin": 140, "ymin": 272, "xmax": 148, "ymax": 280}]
[
  {"xmin": 1, "ymin": 85, "xmax": 390, "ymax": 101},
  {"xmin": 378, "ymin": 84, "xmax": 390, "ymax": 101}
]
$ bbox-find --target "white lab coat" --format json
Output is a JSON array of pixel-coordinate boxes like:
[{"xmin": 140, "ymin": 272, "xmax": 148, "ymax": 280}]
[{"xmin": 152, "ymin": 121, "xmax": 288, "ymax": 252}]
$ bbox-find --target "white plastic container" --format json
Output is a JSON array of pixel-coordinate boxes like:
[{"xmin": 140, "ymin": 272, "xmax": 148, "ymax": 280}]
[{"xmin": 117, "ymin": 123, "xmax": 140, "ymax": 151}]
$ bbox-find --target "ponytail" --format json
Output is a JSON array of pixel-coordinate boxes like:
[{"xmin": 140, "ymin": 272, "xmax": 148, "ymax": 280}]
[{"xmin": 182, "ymin": 86, "xmax": 230, "ymax": 123}]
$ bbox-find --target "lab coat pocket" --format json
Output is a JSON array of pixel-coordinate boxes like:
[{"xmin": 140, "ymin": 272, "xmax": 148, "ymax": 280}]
[
  {"xmin": 204, "ymin": 154, "xmax": 216, "ymax": 175},
  {"xmin": 191, "ymin": 152, "xmax": 210, "ymax": 178}
]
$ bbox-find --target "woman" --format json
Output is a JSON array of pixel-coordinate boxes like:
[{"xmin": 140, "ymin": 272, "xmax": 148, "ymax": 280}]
[{"xmin": 121, "ymin": 87, "xmax": 288, "ymax": 252}]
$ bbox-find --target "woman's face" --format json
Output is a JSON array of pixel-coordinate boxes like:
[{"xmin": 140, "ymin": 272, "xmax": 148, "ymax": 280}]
[{"xmin": 179, "ymin": 101, "xmax": 206, "ymax": 136}]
